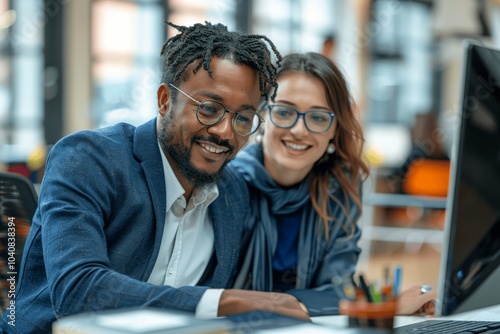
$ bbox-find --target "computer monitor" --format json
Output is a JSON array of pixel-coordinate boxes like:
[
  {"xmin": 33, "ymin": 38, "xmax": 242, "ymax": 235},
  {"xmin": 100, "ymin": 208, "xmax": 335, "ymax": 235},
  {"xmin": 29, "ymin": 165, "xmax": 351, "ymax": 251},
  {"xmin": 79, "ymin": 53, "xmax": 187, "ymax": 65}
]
[{"xmin": 437, "ymin": 41, "xmax": 500, "ymax": 316}]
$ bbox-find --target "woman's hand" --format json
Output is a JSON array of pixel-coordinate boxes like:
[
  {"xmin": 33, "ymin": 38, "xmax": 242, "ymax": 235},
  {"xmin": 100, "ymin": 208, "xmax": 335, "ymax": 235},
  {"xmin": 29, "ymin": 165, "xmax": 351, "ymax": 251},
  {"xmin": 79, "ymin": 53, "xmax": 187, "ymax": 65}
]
[{"xmin": 396, "ymin": 285, "xmax": 437, "ymax": 316}]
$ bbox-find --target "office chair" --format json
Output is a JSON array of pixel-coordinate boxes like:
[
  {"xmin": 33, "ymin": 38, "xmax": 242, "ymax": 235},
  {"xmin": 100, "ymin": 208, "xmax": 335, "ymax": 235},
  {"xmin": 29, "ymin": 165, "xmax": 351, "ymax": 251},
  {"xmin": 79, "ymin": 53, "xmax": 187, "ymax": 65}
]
[{"xmin": 0, "ymin": 172, "xmax": 38, "ymax": 311}]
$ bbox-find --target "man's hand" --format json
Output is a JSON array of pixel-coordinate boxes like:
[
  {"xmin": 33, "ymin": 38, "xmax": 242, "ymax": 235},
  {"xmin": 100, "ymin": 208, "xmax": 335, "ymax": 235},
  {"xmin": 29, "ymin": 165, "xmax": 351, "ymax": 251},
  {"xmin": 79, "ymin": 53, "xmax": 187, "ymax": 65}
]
[
  {"xmin": 396, "ymin": 285, "xmax": 437, "ymax": 316},
  {"xmin": 218, "ymin": 289, "xmax": 310, "ymax": 321}
]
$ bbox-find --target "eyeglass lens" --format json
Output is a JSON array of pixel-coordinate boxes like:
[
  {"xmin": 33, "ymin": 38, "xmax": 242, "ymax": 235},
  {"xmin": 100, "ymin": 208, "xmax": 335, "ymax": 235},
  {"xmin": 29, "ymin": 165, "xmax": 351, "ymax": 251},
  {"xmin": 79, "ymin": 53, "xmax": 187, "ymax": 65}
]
[
  {"xmin": 197, "ymin": 100, "xmax": 260, "ymax": 136},
  {"xmin": 269, "ymin": 105, "xmax": 334, "ymax": 133}
]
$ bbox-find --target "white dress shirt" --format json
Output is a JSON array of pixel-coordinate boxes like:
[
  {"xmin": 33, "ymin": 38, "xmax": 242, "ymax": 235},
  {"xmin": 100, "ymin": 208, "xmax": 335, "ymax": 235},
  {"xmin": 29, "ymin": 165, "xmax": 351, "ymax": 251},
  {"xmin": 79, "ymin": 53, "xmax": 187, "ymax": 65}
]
[{"xmin": 148, "ymin": 144, "xmax": 224, "ymax": 318}]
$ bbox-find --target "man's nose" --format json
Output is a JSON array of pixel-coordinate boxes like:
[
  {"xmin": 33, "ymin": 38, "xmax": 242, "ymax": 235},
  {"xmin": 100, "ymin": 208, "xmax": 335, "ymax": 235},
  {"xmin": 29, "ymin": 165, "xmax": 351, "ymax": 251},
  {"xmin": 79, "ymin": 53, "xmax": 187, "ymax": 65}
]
[{"xmin": 207, "ymin": 112, "xmax": 235, "ymax": 140}]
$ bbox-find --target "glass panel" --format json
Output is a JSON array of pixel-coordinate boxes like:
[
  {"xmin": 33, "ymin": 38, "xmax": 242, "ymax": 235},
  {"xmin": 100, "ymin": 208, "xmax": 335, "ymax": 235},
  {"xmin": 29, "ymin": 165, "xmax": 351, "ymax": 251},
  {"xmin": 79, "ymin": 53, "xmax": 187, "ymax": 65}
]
[
  {"xmin": 208, "ymin": 0, "xmax": 236, "ymax": 30},
  {"xmin": 0, "ymin": 57, "xmax": 10, "ymax": 125},
  {"xmin": 0, "ymin": 0, "xmax": 9, "ymax": 13},
  {"xmin": 167, "ymin": 12, "xmax": 209, "ymax": 36},
  {"xmin": 0, "ymin": 0, "xmax": 44, "ymax": 165},
  {"xmin": 93, "ymin": 61, "xmax": 159, "ymax": 128},
  {"xmin": 367, "ymin": 1, "xmax": 432, "ymax": 125},
  {"xmin": 299, "ymin": 0, "xmax": 336, "ymax": 52},
  {"xmin": 92, "ymin": 0, "xmax": 238, "ymax": 128},
  {"xmin": 92, "ymin": 0, "xmax": 163, "ymax": 128},
  {"xmin": 0, "ymin": 2, "xmax": 12, "ymax": 168},
  {"xmin": 12, "ymin": 128, "xmax": 43, "ymax": 160},
  {"xmin": 170, "ymin": 0, "xmax": 206, "ymax": 11},
  {"xmin": 252, "ymin": 0, "xmax": 293, "ymax": 55},
  {"xmin": 168, "ymin": 0, "xmax": 208, "ymax": 36},
  {"xmin": 137, "ymin": 4, "xmax": 163, "ymax": 57},
  {"xmin": 92, "ymin": 1, "xmax": 138, "ymax": 57},
  {"xmin": 253, "ymin": 0, "xmax": 290, "ymax": 21},
  {"xmin": 252, "ymin": 0, "xmax": 339, "ymax": 57},
  {"xmin": 11, "ymin": 0, "xmax": 44, "ymax": 50},
  {"xmin": 253, "ymin": 22, "xmax": 292, "ymax": 57}
]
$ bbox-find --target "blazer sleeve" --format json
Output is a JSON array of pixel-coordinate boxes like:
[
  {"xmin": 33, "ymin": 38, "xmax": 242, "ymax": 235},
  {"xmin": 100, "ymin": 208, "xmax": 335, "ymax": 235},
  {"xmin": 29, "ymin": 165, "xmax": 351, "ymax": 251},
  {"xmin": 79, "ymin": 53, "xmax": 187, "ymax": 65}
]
[{"xmin": 39, "ymin": 130, "xmax": 208, "ymax": 319}]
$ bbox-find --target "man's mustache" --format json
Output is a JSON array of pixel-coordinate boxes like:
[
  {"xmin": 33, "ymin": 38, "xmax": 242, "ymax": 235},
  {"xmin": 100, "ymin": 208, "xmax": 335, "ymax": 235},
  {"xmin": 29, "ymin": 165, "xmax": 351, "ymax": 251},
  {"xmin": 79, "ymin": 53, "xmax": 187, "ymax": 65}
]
[{"xmin": 192, "ymin": 135, "xmax": 235, "ymax": 154}]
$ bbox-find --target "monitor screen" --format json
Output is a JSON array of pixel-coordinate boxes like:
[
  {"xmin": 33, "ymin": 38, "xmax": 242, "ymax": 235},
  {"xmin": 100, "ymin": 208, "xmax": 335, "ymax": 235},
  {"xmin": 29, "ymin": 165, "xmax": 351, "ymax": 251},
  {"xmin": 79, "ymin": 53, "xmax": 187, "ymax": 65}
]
[{"xmin": 437, "ymin": 41, "xmax": 500, "ymax": 316}]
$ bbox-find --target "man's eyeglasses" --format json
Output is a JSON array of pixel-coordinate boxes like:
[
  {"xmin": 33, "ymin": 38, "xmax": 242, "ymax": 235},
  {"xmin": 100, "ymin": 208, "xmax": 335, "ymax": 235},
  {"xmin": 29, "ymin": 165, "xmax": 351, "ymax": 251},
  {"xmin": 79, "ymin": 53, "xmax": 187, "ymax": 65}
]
[
  {"xmin": 265, "ymin": 104, "xmax": 336, "ymax": 134},
  {"xmin": 168, "ymin": 83, "xmax": 264, "ymax": 136}
]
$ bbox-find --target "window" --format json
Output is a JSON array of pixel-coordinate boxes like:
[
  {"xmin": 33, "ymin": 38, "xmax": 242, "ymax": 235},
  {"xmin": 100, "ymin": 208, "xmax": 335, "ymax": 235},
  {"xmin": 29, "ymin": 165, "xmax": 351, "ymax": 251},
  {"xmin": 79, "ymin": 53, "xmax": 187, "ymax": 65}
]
[
  {"xmin": 252, "ymin": 0, "xmax": 337, "ymax": 56},
  {"xmin": 91, "ymin": 0, "xmax": 237, "ymax": 129},
  {"xmin": 0, "ymin": 0, "xmax": 44, "ymax": 166},
  {"xmin": 366, "ymin": 0, "xmax": 433, "ymax": 125},
  {"xmin": 91, "ymin": 0, "xmax": 165, "ymax": 128}
]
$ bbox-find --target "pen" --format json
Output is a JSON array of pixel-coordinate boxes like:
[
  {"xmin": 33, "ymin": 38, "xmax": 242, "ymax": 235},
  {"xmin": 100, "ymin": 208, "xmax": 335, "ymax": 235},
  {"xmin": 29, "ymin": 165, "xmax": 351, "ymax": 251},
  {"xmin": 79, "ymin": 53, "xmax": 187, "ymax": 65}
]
[
  {"xmin": 358, "ymin": 274, "xmax": 374, "ymax": 303},
  {"xmin": 393, "ymin": 265, "xmax": 403, "ymax": 297}
]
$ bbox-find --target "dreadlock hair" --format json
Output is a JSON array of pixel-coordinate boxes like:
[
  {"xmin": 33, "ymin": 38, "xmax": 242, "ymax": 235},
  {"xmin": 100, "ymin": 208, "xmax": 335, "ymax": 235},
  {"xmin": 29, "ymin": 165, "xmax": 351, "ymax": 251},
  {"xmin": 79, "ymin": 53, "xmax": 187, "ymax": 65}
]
[{"xmin": 160, "ymin": 21, "xmax": 282, "ymax": 101}]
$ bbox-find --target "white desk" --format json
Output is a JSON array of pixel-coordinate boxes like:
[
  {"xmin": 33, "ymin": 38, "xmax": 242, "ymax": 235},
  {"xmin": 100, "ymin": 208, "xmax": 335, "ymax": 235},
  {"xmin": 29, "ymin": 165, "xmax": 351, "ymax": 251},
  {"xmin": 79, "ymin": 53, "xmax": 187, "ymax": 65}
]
[
  {"xmin": 311, "ymin": 304, "xmax": 500, "ymax": 329},
  {"xmin": 53, "ymin": 305, "xmax": 500, "ymax": 334}
]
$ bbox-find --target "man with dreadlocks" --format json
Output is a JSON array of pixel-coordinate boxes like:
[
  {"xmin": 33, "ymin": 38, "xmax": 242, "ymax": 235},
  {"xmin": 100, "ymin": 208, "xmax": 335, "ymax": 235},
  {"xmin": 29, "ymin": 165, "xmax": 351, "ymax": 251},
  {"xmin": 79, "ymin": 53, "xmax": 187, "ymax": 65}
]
[{"xmin": 1, "ymin": 22, "xmax": 309, "ymax": 334}]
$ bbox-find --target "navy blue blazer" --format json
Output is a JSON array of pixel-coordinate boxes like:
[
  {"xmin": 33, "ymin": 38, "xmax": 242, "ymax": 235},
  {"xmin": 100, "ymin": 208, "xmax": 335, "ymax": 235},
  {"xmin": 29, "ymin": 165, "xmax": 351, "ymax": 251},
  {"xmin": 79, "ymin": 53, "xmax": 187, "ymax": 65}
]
[{"xmin": 1, "ymin": 119, "xmax": 249, "ymax": 333}]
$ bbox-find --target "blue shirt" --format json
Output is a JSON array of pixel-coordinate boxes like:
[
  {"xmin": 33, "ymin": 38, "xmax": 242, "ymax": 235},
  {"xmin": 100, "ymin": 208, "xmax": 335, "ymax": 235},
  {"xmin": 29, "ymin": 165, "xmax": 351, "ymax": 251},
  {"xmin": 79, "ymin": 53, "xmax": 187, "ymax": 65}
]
[{"xmin": 272, "ymin": 210, "xmax": 301, "ymax": 291}]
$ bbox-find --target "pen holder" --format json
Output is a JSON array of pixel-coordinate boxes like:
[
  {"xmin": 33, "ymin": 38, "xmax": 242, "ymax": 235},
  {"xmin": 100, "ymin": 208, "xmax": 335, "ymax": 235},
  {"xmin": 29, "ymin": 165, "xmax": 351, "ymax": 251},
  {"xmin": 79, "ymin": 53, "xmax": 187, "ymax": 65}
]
[{"xmin": 339, "ymin": 299, "xmax": 397, "ymax": 332}]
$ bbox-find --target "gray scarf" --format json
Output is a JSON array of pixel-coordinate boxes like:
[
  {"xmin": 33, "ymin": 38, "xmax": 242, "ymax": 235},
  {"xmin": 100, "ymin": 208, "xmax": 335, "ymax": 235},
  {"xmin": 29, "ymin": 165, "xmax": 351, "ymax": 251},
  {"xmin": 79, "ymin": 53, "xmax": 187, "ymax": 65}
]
[{"xmin": 230, "ymin": 144, "xmax": 320, "ymax": 291}]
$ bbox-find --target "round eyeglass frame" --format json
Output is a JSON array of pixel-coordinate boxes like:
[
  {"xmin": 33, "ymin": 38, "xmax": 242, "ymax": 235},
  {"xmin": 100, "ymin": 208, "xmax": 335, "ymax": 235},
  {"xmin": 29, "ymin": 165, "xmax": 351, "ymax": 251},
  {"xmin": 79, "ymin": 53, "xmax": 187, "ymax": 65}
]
[
  {"xmin": 265, "ymin": 104, "xmax": 336, "ymax": 134},
  {"xmin": 168, "ymin": 83, "xmax": 264, "ymax": 136}
]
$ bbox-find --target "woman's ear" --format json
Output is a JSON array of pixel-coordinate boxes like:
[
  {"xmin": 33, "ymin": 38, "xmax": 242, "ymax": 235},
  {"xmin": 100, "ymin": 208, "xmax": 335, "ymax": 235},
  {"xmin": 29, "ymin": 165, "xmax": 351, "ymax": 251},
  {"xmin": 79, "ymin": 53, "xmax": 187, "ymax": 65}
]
[{"xmin": 157, "ymin": 83, "xmax": 170, "ymax": 116}]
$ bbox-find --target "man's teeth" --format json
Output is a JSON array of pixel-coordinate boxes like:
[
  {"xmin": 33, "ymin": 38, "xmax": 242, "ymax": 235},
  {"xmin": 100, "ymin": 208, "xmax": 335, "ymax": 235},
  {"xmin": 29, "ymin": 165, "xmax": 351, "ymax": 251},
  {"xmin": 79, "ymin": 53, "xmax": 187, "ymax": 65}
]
[
  {"xmin": 200, "ymin": 143, "xmax": 227, "ymax": 153},
  {"xmin": 285, "ymin": 142, "xmax": 308, "ymax": 151}
]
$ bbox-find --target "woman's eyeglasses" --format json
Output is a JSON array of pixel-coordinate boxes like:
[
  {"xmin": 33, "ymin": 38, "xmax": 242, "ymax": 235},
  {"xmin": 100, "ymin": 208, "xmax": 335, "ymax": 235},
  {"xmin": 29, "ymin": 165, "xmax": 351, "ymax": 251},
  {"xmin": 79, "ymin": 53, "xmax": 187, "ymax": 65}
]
[{"xmin": 265, "ymin": 104, "xmax": 336, "ymax": 134}]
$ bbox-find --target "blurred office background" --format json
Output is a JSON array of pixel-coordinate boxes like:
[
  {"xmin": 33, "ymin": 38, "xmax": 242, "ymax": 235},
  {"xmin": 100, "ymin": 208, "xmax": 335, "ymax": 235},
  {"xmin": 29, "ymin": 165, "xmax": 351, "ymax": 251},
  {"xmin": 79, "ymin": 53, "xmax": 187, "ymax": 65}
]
[{"xmin": 1, "ymin": 0, "xmax": 500, "ymax": 292}]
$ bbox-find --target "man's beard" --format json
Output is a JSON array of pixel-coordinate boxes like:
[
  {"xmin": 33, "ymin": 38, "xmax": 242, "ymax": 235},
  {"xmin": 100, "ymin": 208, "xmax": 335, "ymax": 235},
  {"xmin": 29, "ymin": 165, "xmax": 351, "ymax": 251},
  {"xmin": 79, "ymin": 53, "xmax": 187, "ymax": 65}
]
[{"xmin": 158, "ymin": 113, "xmax": 233, "ymax": 189}]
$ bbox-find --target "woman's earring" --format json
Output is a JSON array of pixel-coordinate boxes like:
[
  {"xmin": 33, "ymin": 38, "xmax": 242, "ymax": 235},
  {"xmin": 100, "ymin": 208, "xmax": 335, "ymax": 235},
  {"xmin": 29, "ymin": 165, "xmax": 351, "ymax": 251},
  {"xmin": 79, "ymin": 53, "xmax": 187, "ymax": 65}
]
[
  {"xmin": 255, "ymin": 134, "xmax": 263, "ymax": 144},
  {"xmin": 327, "ymin": 143, "xmax": 335, "ymax": 154}
]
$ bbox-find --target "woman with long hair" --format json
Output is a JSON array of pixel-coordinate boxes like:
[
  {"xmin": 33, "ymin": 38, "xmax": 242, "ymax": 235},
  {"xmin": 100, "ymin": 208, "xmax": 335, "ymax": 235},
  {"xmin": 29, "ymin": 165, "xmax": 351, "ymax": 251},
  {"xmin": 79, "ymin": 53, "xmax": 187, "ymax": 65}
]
[{"xmin": 230, "ymin": 52, "xmax": 435, "ymax": 316}]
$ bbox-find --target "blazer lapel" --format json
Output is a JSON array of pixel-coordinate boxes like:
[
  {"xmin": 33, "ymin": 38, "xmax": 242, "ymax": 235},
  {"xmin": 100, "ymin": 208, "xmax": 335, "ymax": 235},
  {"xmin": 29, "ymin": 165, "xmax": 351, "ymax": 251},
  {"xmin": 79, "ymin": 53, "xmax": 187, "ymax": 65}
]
[
  {"xmin": 133, "ymin": 119, "xmax": 246, "ymax": 287},
  {"xmin": 209, "ymin": 181, "xmax": 244, "ymax": 288},
  {"xmin": 133, "ymin": 118, "xmax": 167, "ymax": 279}
]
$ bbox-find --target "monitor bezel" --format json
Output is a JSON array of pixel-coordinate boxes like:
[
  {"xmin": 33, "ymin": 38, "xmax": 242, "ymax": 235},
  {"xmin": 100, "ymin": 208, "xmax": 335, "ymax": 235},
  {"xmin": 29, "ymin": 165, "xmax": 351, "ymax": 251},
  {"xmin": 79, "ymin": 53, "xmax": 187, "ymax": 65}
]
[{"xmin": 436, "ymin": 40, "xmax": 500, "ymax": 316}]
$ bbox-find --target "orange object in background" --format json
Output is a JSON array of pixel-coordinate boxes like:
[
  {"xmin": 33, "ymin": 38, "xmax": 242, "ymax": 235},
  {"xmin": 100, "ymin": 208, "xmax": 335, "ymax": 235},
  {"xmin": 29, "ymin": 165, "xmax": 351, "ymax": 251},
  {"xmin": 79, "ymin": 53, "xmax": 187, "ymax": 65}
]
[{"xmin": 402, "ymin": 158, "xmax": 450, "ymax": 197}]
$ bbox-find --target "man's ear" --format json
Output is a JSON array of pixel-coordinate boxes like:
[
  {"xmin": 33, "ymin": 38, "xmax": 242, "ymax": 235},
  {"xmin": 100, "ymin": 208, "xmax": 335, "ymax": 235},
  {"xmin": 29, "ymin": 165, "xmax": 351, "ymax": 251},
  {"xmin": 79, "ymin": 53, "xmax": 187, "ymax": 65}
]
[{"xmin": 157, "ymin": 83, "xmax": 170, "ymax": 116}]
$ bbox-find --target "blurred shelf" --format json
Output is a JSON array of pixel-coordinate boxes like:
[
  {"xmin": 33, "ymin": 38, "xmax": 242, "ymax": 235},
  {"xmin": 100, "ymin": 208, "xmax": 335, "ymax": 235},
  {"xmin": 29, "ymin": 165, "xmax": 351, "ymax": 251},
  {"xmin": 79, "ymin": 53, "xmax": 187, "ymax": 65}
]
[
  {"xmin": 361, "ymin": 226, "xmax": 444, "ymax": 244},
  {"xmin": 363, "ymin": 193, "xmax": 447, "ymax": 209},
  {"xmin": 359, "ymin": 169, "xmax": 449, "ymax": 267}
]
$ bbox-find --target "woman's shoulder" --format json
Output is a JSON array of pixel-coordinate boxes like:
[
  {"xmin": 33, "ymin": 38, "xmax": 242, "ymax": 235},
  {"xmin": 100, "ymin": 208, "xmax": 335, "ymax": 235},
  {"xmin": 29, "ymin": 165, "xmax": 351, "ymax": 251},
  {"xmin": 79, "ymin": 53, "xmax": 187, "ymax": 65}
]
[{"xmin": 228, "ymin": 143, "xmax": 266, "ymax": 183}]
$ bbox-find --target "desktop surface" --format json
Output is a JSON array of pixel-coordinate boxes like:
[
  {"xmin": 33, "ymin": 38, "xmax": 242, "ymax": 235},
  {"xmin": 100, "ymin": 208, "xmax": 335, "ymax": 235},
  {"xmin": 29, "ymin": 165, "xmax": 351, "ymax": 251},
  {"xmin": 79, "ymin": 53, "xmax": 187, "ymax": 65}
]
[{"xmin": 51, "ymin": 304, "xmax": 500, "ymax": 334}]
